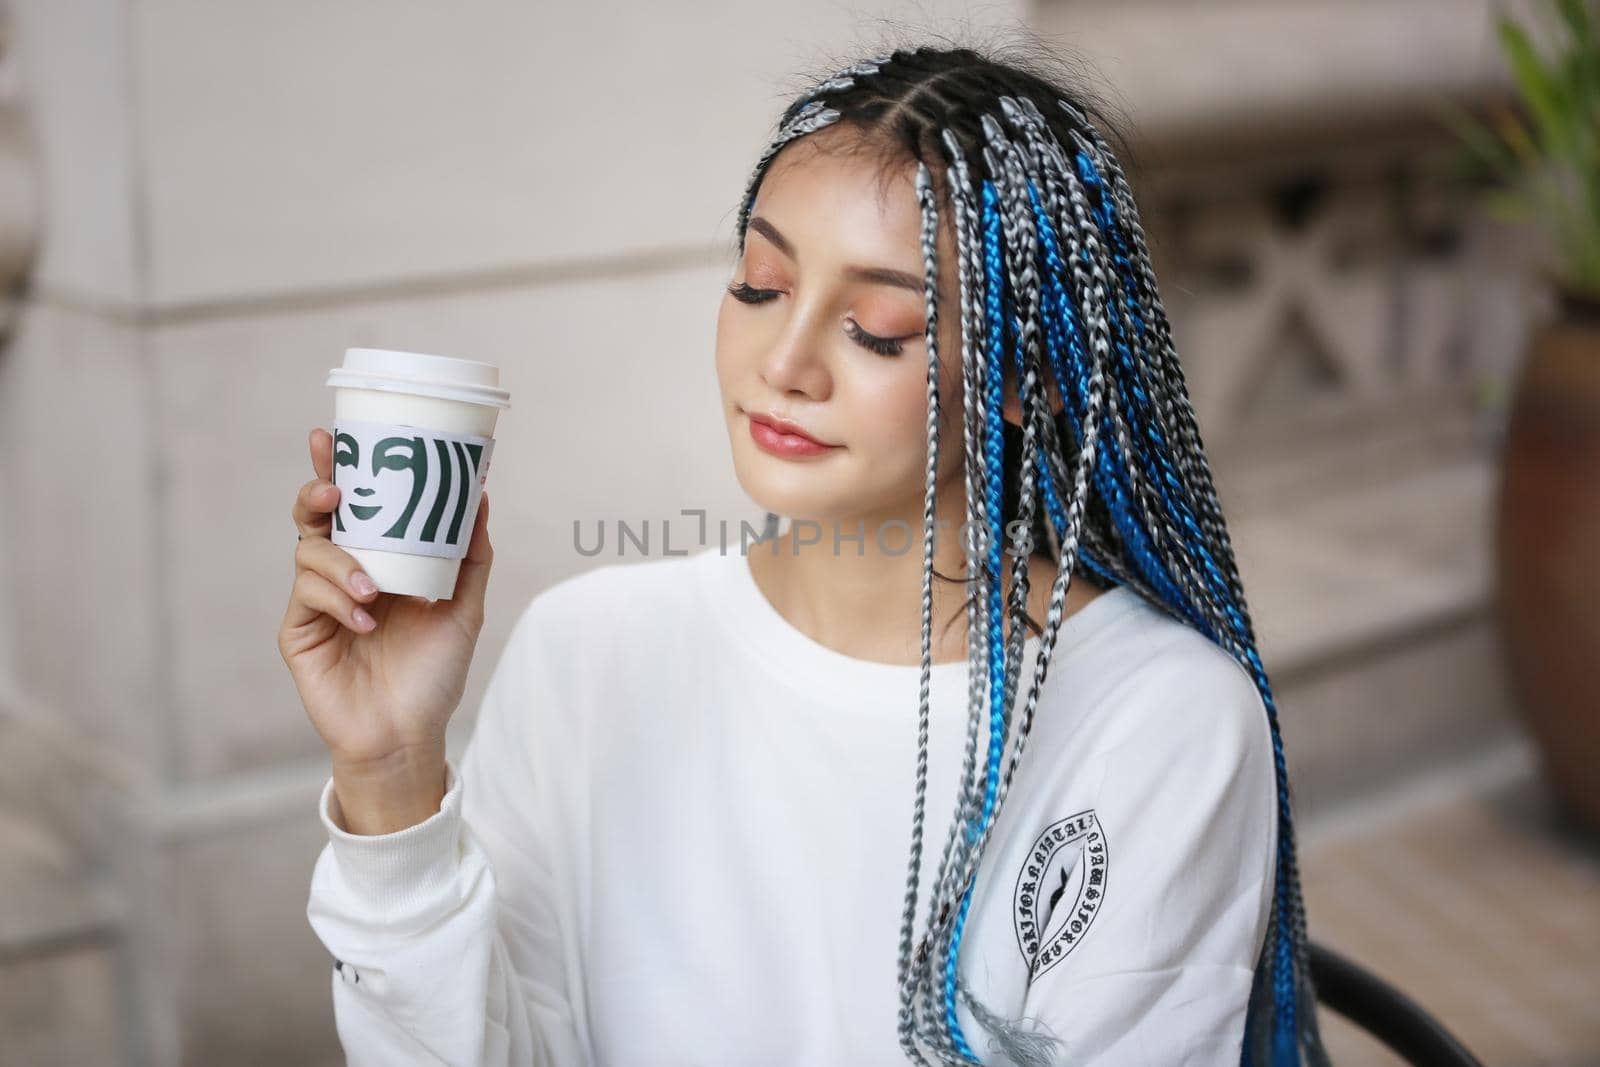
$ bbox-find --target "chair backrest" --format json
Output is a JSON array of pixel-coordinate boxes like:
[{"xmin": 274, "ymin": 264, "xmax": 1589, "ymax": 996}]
[{"xmin": 1309, "ymin": 940, "xmax": 1484, "ymax": 1067}]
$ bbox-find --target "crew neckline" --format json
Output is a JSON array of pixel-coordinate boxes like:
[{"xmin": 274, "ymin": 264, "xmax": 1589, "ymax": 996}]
[{"xmin": 695, "ymin": 544, "xmax": 1144, "ymax": 712}]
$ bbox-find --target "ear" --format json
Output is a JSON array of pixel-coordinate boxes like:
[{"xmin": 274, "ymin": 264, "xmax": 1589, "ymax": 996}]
[{"xmin": 1001, "ymin": 358, "xmax": 1068, "ymax": 426}]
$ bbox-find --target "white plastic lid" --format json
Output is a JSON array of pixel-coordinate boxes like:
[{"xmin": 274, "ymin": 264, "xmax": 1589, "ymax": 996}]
[{"xmin": 325, "ymin": 348, "xmax": 511, "ymax": 409}]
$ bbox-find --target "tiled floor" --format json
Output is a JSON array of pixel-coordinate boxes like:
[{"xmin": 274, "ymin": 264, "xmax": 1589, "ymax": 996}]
[{"xmin": 1300, "ymin": 748, "xmax": 1600, "ymax": 1067}]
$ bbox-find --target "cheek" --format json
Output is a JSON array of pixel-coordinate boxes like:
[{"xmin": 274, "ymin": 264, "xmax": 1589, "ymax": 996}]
[
  {"xmin": 713, "ymin": 297, "xmax": 750, "ymax": 387},
  {"xmin": 843, "ymin": 358, "xmax": 939, "ymax": 464}
]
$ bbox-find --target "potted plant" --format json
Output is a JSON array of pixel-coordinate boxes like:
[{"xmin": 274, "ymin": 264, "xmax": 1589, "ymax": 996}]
[{"xmin": 1442, "ymin": 0, "xmax": 1600, "ymax": 831}]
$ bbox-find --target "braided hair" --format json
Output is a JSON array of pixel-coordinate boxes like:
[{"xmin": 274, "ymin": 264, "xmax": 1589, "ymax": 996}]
[{"xmin": 732, "ymin": 42, "xmax": 1333, "ymax": 1067}]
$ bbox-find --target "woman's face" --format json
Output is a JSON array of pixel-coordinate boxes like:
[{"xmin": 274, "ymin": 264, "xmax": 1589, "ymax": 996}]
[{"xmin": 714, "ymin": 124, "xmax": 970, "ymax": 529}]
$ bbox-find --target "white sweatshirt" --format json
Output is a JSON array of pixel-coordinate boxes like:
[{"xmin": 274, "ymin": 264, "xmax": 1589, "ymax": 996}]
[{"xmin": 306, "ymin": 544, "xmax": 1277, "ymax": 1066}]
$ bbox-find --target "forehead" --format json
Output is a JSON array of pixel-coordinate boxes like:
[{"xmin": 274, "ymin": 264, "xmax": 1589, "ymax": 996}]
[{"xmin": 753, "ymin": 127, "xmax": 925, "ymax": 254}]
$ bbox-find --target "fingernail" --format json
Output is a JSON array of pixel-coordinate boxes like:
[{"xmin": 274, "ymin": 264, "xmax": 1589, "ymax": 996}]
[
  {"xmin": 352, "ymin": 607, "xmax": 375, "ymax": 630},
  {"xmin": 350, "ymin": 572, "xmax": 378, "ymax": 597}
]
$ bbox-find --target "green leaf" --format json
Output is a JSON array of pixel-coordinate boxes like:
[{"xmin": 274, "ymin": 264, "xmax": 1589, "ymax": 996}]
[
  {"xmin": 1498, "ymin": 15, "xmax": 1576, "ymax": 162},
  {"xmin": 1491, "ymin": 103, "xmax": 1543, "ymax": 168},
  {"xmin": 1555, "ymin": 0, "xmax": 1594, "ymax": 50},
  {"xmin": 1470, "ymin": 3, "xmax": 1600, "ymax": 292}
]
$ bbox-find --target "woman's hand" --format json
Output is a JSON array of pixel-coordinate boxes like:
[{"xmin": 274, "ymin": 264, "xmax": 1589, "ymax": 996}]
[{"xmin": 278, "ymin": 427, "xmax": 495, "ymax": 832}]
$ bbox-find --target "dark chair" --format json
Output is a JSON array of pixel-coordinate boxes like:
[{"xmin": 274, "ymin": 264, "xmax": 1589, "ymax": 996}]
[{"xmin": 1310, "ymin": 940, "xmax": 1484, "ymax": 1067}]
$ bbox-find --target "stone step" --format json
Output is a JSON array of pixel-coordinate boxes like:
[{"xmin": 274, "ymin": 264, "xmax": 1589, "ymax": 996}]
[
  {"xmin": 1236, "ymin": 447, "xmax": 1495, "ymax": 678},
  {"xmin": 1217, "ymin": 408, "xmax": 1520, "ymax": 816}
]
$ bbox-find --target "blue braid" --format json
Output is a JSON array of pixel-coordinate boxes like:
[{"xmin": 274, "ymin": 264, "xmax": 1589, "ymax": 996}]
[
  {"xmin": 1024, "ymin": 177, "xmax": 1120, "ymax": 588},
  {"xmin": 1033, "ymin": 162, "xmax": 1193, "ymax": 618},
  {"xmin": 978, "ymin": 179, "xmax": 1011, "ymax": 873},
  {"xmin": 1076, "ymin": 151, "xmax": 1224, "ymax": 632},
  {"xmin": 1075, "ymin": 146, "xmax": 1307, "ymax": 1063},
  {"xmin": 1069, "ymin": 153, "xmax": 1212, "ymax": 634}
]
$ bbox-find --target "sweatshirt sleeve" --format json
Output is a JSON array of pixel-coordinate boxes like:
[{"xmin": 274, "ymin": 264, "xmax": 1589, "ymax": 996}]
[
  {"xmin": 304, "ymin": 600, "xmax": 591, "ymax": 1067},
  {"xmin": 1013, "ymin": 643, "xmax": 1279, "ymax": 1067}
]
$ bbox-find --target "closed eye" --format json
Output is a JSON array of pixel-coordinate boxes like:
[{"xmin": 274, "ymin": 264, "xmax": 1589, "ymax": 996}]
[
  {"xmin": 726, "ymin": 280, "xmax": 780, "ymax": 306},
  {"xmin": 725, "ymin": 281, "xmax": 911, "ymax": 357}
]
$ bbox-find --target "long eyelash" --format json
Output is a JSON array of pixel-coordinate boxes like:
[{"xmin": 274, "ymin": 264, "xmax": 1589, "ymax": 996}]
[
  {"xmin": 727, "ymin": 280, "xmax": 907, "ymax": 357},
  {"xmin": 845, "ymin": 319, "xmax": 905, "ymax": 356},
  {"xmin": 726, "ymin": 280, "xmax": 778, "ymax": 305}
]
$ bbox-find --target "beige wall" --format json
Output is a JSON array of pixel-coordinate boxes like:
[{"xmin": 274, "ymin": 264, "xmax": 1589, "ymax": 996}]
[
  {"xmin": 0, "ymin": 3, "xmax": 1027, "ymax": 1062},
  {"xmin": 5, "ymin": 0, "xmax": 1035, "ymax": 781}
]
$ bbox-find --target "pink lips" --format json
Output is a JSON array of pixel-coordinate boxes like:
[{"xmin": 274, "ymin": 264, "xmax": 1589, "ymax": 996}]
[{"xmin": 746, "ymin": 411, "xmax": 838, "ymax": 458}]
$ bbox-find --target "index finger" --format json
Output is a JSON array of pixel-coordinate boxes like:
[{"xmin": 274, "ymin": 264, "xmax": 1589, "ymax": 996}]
[{"xmin": 309, "ymin": 427, "xmax": 333, "ymax": 483}]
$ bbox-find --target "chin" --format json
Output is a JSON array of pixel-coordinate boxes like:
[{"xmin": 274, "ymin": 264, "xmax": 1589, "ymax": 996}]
[{"xmin": 730, "ymin": 448, "xmax": 859, "ymax": 526}]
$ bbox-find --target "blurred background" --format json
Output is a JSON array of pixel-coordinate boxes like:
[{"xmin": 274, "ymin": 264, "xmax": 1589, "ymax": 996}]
[{"xmin": 1, "ymin": 1, "xmax": 1597, "ymax": 1064}]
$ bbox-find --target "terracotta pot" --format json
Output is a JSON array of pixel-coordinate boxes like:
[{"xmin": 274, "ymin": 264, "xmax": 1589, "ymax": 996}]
[{"xmin": 1494, "ymin": 282, "xmax": 1600, "ymax": 832}]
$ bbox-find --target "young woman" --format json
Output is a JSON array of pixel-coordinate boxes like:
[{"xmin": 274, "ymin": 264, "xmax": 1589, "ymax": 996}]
[{"xmin": 280, "ymin": 42, "xmax": 1332, "ymax": 1067}]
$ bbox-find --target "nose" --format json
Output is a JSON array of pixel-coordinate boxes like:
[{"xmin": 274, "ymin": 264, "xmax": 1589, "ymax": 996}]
[{"xmin": 758, "ymin": 309, "xmax": 833, "ymax": 403}]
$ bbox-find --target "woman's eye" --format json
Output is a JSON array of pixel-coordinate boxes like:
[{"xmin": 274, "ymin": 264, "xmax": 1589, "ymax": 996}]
[
  {"xmin": 727, "ymin": 279, "xmax": 910, "ymax": 357},
  {"xmin": 845, "ymin": 319, "xmax": 905, "ymax": 357},
  {"xmin": 726, "ymin": 281, "xmax": 779, "ymax": 305}
]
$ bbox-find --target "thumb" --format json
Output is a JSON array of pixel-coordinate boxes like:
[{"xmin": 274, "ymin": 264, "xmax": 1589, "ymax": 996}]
[{"xmin": 451, "ymin": 489, "xmax": 493, "ymax": 618}]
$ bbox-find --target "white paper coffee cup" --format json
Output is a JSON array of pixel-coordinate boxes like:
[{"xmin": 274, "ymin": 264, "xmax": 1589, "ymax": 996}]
[{"xmin": 324, "ymin": 348, "xmax": 511, "ymax": 601}]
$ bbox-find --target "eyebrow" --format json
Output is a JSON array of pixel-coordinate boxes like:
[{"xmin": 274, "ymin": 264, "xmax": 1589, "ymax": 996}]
[{"xmin": 748, "ymin": 216, "xmax": 926, "ymax": 295}]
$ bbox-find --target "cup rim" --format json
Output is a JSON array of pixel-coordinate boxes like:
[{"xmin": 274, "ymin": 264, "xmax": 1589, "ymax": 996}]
[{"xmin": 325, "ymin": 366, "xmax": 511, "ymax": 409}]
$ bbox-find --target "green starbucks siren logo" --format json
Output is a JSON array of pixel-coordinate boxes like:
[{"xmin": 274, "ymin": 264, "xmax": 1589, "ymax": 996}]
[{"xmin": 330, "ymin": 417, "xmax": 495, "ymax": 560}]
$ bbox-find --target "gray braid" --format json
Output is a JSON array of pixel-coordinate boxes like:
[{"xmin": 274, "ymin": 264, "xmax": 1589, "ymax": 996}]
[
  {"xmin": 962, "ymin": 97, "xmax": 1109, "ymax": 850},
  {"xmin": 895, "ymin": 158, "xmax": 942, "ymax": 1067},
  {"xmin": 734, "ymin": 55, "xmax": 894, "ymax": 244},
  {"xmin": 1049, "ymin": 99, "xmax": 1235, "ymax": 575},
  {"xmin": 735, "ymin": 100, "xmax": 836, "ymax": 241},
  {"xmin": 1012, "ymin": 98, "xmax": 1190, "ymax": 607},
  {"xmin": 903, "ymin": 109, "xmax": 1091, "ymax": 1067},
  {"xmin": 958, "ymin": 972, "xmax": 1067, "ymax": 1065},
  {"xmin": 1052, "ymin": 116, "xmax": 1239, "ymax": 639},
  {"xmin": 1048, "ymin": 106, "xmax": 1239, "ymax": 634},
  {"xmin": 1060, "ymin": 113, "xmax": 1232, "ymax": 574},
  {"xmin": 929, "ymin": 114, "xmax": 1051, "ymax": 925},
  {"xmin": 980, "ymin": 112, "xmax": 1045, "ymax": 735},
  {"xmin": 908, "ymin": 129, "xmax": 992, "ymax": 1064},
  {"xmin": 1002, "ymin": 96, "xmax": 1132, "ymax": 585},
  {"xmin": 910, "ymin": 108, "xmax": 1119, "ymax": 1067},
  {"xmin": 1007, "ymin": 102, "xmax": 1155, "ymax": 604}
]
